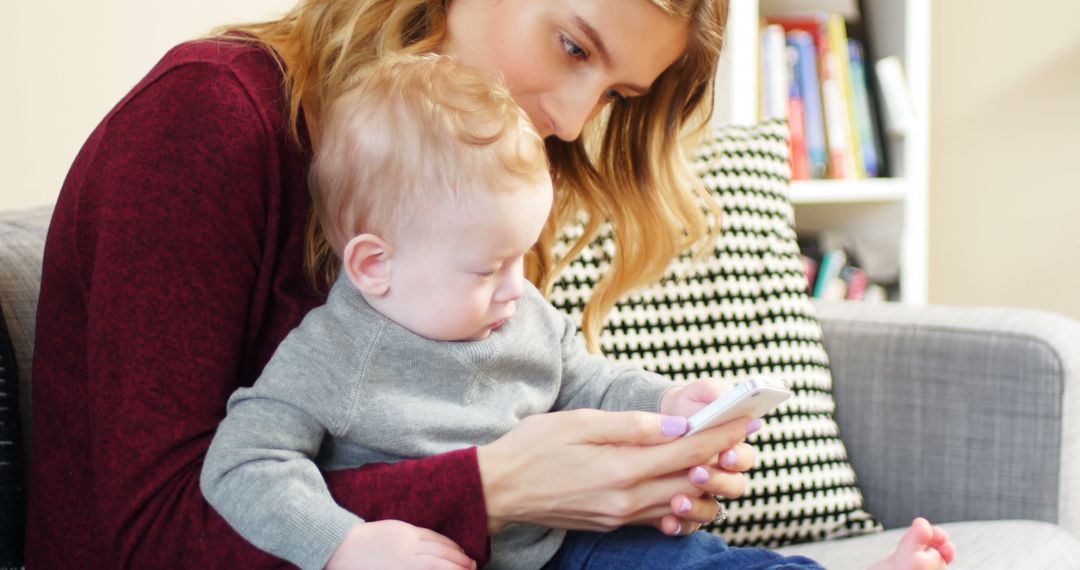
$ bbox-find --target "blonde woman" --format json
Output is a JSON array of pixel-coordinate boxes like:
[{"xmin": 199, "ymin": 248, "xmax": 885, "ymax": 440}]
[{"xmin": 28, "ymin": 0, "xmax": 954, "ymax": 569}]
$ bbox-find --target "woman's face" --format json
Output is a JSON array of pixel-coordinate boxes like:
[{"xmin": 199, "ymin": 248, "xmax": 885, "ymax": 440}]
[{"xmin": 444, "ymin": 0, "xmax": 691, "ymax": 142}]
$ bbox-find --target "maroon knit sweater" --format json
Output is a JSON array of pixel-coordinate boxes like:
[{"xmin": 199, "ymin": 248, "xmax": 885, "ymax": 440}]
[{"xmin": 27, "ymin": 40, "xmax": 489, "ymax": 568}]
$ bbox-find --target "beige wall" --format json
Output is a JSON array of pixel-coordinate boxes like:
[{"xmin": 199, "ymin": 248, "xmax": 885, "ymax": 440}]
[
  {"xmin": 2, "ymin": 0, "xmax": 293, "ymax": 211},
  {"xmin": 6, "ymin": 1, "xmax": 1080, "ymax": 320},
  {"xmin": 930, "ymin": 0, "xmax": 1080, "ymax": 320}
]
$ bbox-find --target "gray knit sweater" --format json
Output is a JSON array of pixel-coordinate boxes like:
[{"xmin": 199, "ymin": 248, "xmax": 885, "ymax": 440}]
[{"xmin": 200, "ymin": 274, "xmax": 672, "ymax": 570}]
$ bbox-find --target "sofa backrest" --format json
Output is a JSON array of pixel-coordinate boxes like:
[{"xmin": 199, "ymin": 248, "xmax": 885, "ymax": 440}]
[{"xmin": 0, "ymin": 206, "xmax": 53, "ymax": 457}]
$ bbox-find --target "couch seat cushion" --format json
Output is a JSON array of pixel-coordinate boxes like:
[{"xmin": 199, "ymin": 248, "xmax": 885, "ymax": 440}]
[{"xmin": 775, "ymin": 520, "xmax": 1080, "ymax": 569}]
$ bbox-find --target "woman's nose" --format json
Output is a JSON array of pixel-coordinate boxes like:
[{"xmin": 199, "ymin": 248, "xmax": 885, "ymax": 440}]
[{"xmin": 548, "ymin": 85, "xmax": 606, "ymax": 142}]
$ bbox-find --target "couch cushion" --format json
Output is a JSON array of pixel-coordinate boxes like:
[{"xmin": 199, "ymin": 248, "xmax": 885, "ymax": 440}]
[
  {"xmin": 775, "ymin": 519, "xmax": 1080, "ymax": 569},
  {"xmin": 549, "ymin": 119, "xmax": 881, "ymax": 547},
  {"xmin": 0, "ymin": 206, "xmax": 52, "ymax": 457},
  {"xmin": 0, "ymin": 298, "xmax": 25, "ymax": 567}
]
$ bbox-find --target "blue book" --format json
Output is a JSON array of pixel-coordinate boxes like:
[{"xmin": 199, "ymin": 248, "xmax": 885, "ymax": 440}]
[
  {"xmin": 848, "ymin": 40, "xmax": 883, "ymax": 178},
  {"xmin": 812, "ymin": 249, "xmax": 847, "ymax": 299},
  {"xmin": 787, "ymin": 31, "xmax": 828, "ymax": 179}
]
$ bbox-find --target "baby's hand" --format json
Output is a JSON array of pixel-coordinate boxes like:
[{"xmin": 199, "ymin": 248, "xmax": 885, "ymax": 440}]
[
  {"xmin": 659, "ymin": 378, "xmax": 735, "ymax": 419},
  {"xmin": 327, "ymin": 520, "xmax": 476, "ymax": 570}
]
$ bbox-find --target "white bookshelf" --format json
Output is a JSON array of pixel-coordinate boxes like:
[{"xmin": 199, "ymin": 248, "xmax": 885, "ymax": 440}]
[{"xmin": 713, "ymin": 0, "xmax": 930, "ymax": 303}]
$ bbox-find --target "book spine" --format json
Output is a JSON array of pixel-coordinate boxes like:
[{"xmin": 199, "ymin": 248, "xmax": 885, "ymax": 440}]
[
  {"xmin": 841, "ymin": 266, "xmax": 869, "ymax": 300},
  {"xmin": 801, "ymin": 255, "xmax": 819, "ymax": 296},
  {"xmin": 820, "ymin": 53, "xmax": 851, "ymax": 180},
  {"xmin": 827, "ymin": 14, "xmax": 863, "ymax": 179},
  {"xmin": 875, "ymin": 56, "xmax": 918, "ymax": 137},
  {"xmin": 812, "ymin": 249, "xmax": 847, "ymax": 299},
  {"xmin": 761, "ymin": 24, "xmax": 789, "ymax": 120},
  {"xmin": 848, "ymin": 39, "xmax": 883, "ymax": 178},
  {"xmin": 786, "ymin": 44, "xmax": 811, "ymax": 180},
  {"xmin": 789, "ymin": 30, "xmax": 828, "ymax": 179}
]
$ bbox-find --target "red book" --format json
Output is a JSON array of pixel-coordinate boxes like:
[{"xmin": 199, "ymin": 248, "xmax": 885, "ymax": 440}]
[
  {"xmin": 801, "ymin": 255, "xmax": 820, "ymax": 295},
  {"xmin": 785, "ymin": 41, "xmax": 810, "ymax": 180},
  {"xmin": 841, "ymin": 266, "xmax": 869, "ymax": 300}
]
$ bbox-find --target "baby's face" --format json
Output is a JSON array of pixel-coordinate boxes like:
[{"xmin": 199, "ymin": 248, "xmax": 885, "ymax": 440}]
[{"xmin": 379, "ymin": 177, "xmax": 553, "ymax": 342}]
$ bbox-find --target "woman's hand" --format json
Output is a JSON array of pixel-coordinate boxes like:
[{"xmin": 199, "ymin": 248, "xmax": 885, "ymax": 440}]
[
  {"xmin": 476, "ymin": 408, "xmax": 756, "ymax": 535},
  {"xmin": 656, "ymin": 378, "xmax": 760, "ymax": 535}
]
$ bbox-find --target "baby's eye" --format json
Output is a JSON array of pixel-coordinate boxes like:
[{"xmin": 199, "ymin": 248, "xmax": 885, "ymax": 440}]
[
  {"xmin": 560, "ymin": 34, "xmax": 588, "ymax": 61},
  {"xmin": 477, "ymin": 271, "xmax": 496, "ymax": 279}
]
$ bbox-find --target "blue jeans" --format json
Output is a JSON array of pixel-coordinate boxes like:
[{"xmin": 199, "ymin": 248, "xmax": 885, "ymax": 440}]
[{"xmin": 543, "ymin": 527, "xmax": 824, "ymax": 570}]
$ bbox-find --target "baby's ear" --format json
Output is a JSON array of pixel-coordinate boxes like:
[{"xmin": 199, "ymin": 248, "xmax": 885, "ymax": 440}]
[{"xmin": 342, "ymin": 234, "xmax": 393, "ymax": 296}]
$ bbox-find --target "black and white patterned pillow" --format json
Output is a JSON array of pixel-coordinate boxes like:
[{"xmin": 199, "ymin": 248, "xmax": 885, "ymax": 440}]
[{"xmin": 549, "ymin": 118, "xmax": 883, "ymax": 547}]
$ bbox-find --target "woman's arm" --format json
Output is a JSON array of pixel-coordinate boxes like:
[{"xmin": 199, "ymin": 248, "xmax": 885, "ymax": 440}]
[{"xmin": 29, "ymin": 51, "xmax": 491, "ymax": 568}]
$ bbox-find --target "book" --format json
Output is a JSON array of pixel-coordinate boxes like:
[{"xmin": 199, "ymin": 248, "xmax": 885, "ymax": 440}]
[
  {"xmin": 801, "ymin": 255, "xmax": 819, "ymax": 295},
  {"xmin": 772, "ymin": 15, "xmax": 853, "ymax": 179},
  {"xmin": 787, "ymin": 30, "xmax": 828, "ymax": 179},
  {"xmin": 821, "ymin": 276, "xmax": 848, "ymax": 301},
  {"xmin": 875, "ymin": 56, "xmax": 918, "ymax": 137},
  {"xmin": 826, "ymin": 14, "xmax": 863, "ymax": 178},
  {"xmin": 863, "ymin": 283, "xmax": 888, "ymax": 302},
  {"xmin": 820, "ymin": 54, "xmax": 852, "ymax": 179},
  {"xmin": 840, "ymin": 265, "xmax": 869, "ymax": 300},
  {"xmin": 785, "ymin": 45, "xmax": 811, "ymax": 180},
  {"xmin": 848, "ymin": 39, "xmax": 883, "ymax": 177},
  {"xmin": 761, "ymin": 24, "xmax": 789, "ymax": 120},
  {"xmin": 812, "ymin": 248, "xmax": 847, "ymax": 299}
]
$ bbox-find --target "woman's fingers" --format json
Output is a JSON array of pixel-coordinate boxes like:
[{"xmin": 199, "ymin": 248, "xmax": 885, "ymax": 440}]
[
  {"xmin": 569, "ymin": 409, "xmax": 690, "ymax": 445},
  {"xmin": 670, "ymin": 493, "xmax": 724, "ymax": 525},
  {"xmin": 687, "ymin": 464, "xmax": 747, "ymax": 499},
  {"xmin": 718, "ymin": 442, "xmax": 757, "ymax": 473},
  {"xmin": 657, "ymin": 513, "xmax": 703, "ymax": 536},
  {"xmin": 623, "ymin": 416, "xmax": 753, "ymax": 480}
]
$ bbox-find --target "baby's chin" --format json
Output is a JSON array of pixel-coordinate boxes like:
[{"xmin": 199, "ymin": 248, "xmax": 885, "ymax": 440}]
[{"xmin": 464, "ymin": 328, "xmax": 493, "ymax": 342}]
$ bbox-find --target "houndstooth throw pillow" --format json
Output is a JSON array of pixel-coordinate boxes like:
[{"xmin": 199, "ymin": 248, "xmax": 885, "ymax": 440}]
[{"xmin": 548, "ymin": 118, "xmax": 883, "ymax": 547}]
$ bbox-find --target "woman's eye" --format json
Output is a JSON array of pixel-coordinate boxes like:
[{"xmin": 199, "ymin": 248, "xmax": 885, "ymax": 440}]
[
  {"xmin": 604, "ymin": 89, "xmax": 628, "ymax": 105},
  {"xmin": 559, "ymin": 34, "xmax": 588, "ymax": 61}
]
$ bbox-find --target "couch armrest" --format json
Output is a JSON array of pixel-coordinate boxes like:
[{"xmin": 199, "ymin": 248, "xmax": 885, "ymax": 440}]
[
  {"xmin": 813, "ymin": 300, "xmax": 1080, "ymax": 536},
  {"xmin": 0, "ymin": 206, "xmax": 52, "ymax": 466}
]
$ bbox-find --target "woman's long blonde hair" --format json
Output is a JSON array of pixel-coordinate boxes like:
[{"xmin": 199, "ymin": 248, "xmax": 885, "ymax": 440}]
[{"xmin": 221, "ymin": 0, "xmax": 729, "ymax": 352}]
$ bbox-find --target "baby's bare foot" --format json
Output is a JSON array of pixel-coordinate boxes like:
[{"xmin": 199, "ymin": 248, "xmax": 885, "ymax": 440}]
[{"xmin": 868, "ymin": 518, "xmax": 956, "ymax": 570}]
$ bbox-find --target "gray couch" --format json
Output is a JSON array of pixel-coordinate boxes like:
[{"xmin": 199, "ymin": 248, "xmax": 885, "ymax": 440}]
[{"xmin": 4, "ymin": 205, "xmax": 1080, "ymax": 569}]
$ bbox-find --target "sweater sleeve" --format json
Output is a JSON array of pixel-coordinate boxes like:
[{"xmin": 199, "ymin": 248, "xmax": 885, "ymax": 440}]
[
  {"xmin": 49, "ymin": 59, "xmax": 489, "ymax": 567},
  {"xmin": 549, "ymin": 305, "xmax": 674, "ymax": 413},
  {"xmin": 200, "ymin": 320, "xmax": 366, "ymax": 570}
]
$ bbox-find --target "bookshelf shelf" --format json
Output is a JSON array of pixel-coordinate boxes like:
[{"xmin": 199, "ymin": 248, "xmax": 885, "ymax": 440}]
[
  {"xmin": 713, "ymin": 0, "xmax": 929, "ymax": 303},
  {"xmin": 789, "ymin": 178, "xmax": 906, "ymax": 204}
]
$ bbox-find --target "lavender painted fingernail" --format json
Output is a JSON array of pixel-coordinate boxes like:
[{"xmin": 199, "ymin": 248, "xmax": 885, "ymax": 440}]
[
  {"xmin": 746, "ymin": 419, "xmax": 764, "ymax": 436},
  {"xmin": 678, "ymin": 498, "xmax": 692, "ymax": 513},
  {"xmin": 721, "ymin": 450, "xmax": 739, "ymax": 469},
  {"xmin": 662, "ymin": 416, "xmax": 688, "ymax": 437},
  {"xmin": 691, "ymin": 466, "xmax": 710, "ymax": 484}
]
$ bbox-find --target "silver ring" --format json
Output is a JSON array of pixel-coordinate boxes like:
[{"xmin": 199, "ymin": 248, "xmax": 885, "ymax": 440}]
[{"xmin": 712, "ymin": 497, "xmax": 728, "ymax": 524}]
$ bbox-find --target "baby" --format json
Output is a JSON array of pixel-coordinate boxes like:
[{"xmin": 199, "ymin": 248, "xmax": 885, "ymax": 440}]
[{"xmin": 200, "ymin": 54, "xmax": 953, "ymax": 570}]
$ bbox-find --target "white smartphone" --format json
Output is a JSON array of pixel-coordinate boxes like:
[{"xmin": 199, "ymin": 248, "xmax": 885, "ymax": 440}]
[{"xmin": 684, "ymin": 377, "xmax": 791, "ymax": 436}]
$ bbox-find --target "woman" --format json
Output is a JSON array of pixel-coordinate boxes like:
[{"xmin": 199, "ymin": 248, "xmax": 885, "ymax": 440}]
[{"xmin": 26, "ymin": 0, "xmax": 951, "ymax": 568}]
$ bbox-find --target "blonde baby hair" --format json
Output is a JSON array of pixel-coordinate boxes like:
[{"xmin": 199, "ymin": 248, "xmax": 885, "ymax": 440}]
[{"xmin": 309, "ymin": 53, "xmax": 548, "ymax": 256}]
